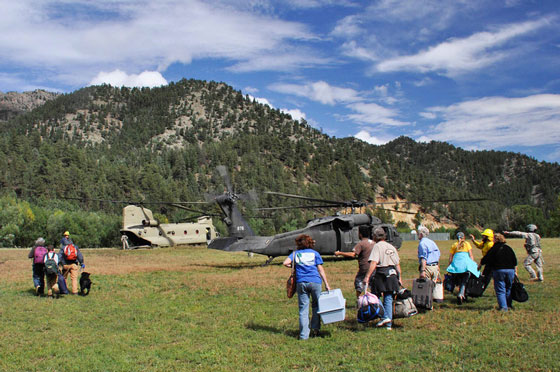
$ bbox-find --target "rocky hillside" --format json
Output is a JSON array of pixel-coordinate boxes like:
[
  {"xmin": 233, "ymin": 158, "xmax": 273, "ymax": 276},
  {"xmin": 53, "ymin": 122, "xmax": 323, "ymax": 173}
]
[
  {"xmin": 1, "ymin": 79, "xmax": 559, "ymax": 236},
  {"xmin": 0, "ymin": 90, "xmax": 59, "ymax": 121}
]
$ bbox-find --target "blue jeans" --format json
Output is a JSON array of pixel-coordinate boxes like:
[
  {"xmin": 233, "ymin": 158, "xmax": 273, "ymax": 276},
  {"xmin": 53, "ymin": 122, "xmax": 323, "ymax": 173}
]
[
  {"xmin": 493, "ymin": 269, "xmax": 515, "ymax": 311},
  {"xmin": 32, "ymin": 264, "xmax": 45, "ymax": 294},
  {"xmin": 296, "ymin": 282, "xmax": 322, "ymax": 340},
  {"xmin": 381, "ymin": 292, "xmax": 394, "ymax": 324},
  {"xmin": 456, "ymin": 272, "xmax": 469, "ymax": 298}
]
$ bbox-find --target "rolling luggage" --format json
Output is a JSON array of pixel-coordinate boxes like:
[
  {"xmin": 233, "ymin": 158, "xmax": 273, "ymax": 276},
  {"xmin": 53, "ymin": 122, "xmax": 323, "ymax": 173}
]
[{"xmin": 412, "ymin": 278, "xmax": 434, "ymax": 310}]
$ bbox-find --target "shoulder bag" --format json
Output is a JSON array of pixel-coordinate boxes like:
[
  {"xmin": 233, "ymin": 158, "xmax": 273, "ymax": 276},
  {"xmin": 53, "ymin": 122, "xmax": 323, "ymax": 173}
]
[
  {"xmin": 511, "ymin": 275, "xmax": 529, "ymax": 303},
  {"xmin": 286, "ymin": 253, "xmax": 297, "ymax": 298}
]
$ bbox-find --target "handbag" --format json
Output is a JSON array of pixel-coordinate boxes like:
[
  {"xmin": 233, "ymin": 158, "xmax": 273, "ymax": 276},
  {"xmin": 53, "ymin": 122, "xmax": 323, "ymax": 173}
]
[
  {"xmin": 511, "ymin": 275, "xmax": 529, "ymax": 302},
  {"xmin": 433, "ymin": 281, "xmax": 444, "ymax": 302},
  {"xmin": 286, "ymin": 253, "xmax": 297, "ymax": 298},
  {"xmin": 466, "ymin": 275, "xmax": 485, "ymax": 297}
]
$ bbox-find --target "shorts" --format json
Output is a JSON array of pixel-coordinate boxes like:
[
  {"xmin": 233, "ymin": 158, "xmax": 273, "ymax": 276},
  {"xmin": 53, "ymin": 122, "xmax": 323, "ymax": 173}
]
[{"xmin": 355, "ymin": 274, "xmax": 367, "ymax": 293}]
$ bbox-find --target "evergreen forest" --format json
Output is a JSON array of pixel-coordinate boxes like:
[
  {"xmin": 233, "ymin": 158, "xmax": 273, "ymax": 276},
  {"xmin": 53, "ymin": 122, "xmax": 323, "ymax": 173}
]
[{"xmin": 1, "ymin": 79, "xmax": 559, "ymax": 248}]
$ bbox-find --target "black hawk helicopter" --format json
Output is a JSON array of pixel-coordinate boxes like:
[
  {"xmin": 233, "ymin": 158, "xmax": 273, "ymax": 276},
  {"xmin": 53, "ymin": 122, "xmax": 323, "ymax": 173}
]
[{"xmin": 207, "ymin": 166, "xmax": 404, "ymax": 265}]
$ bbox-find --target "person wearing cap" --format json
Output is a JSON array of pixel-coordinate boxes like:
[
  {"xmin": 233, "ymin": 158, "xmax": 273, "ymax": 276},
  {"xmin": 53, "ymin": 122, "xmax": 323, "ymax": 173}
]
[
  {"xmin": 470, "ymin": 228, "xmax": 494, "ymax": 289},
  {"xmin": 417, "ymin": 226, "xmax": 441, "ymax": 306},
  {"xmin": 28, "ymin": 237, "xmax": 48, "ymax": 295},
  {"xmin": 446, "ymin": 232, "xmax": 480, "ymax": 304},
  {"xmin": 504, "ymin": 224, "xmax": 543, "ymax": 282},
  {"xmin": 58, "ymin": 231, "xmax": 85, "ymax": 295},
  {"xmin": 363, "ymin": 227, "xmax": 402, "ymax": 330}
]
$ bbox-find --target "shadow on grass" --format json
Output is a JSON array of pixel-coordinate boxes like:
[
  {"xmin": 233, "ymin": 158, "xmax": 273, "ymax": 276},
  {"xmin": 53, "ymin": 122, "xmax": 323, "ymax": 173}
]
[
  {"xmin": 192, "ymin": 262, "xmax": 275, "ymax": 270},
  {"xmin": 336, "ymin": 318, "xmax": 403, "ymax": 332},
  {"xmin": 245, "ymin": 321, "xmax": 333, "ymax": 339}
]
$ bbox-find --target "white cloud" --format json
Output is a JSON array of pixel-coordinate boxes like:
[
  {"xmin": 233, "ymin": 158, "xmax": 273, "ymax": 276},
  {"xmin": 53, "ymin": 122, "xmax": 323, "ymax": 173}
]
[
  {"xmin": 419, "ymin": 111, "xmax": 437, "ymax": 119},
  {"xmin": 281, "ymin": 108, "xmax": 306, "ymax": 122},
  {"xmin": 227, "ymin": 51, "xmax": 331, "ymax": 73},
  {"xmin": 340, "ymin": 41, "xmax": 378, "ymax": 61},
  {"xmin": 376, "ymin": 18, "xmax": 551, "ymax": 76},
  {"xmin": 248, "ymin": 95, "xmax": 272, "ymax": 107},
  {"xmin": 89, "ymin": 70, "xmax": 167, "ymax": 88},
  {"xmin": 346, "ymin": 102, "xmax": 408, "ymax": 126},
  {"xmin": 422, "ymin": 94, "xmax": 560, "ymax": 149},
  {"xmin": 0, "ymin": 0, "xmax": 317, "ymax": 88},
  {"xmin": 354, "ymin": 130, "xmax": 393, "ymax": 145},
  {"xmin": 270, "ymin": 81, "xmax": 361, "ymax": 105},
  {"xmin": 243, "ymin": 86, "xmax": 259, "ymax": 94},
  {"xmin": 331, "ymin": 15, "xmax": 363, "ymax": 38}
]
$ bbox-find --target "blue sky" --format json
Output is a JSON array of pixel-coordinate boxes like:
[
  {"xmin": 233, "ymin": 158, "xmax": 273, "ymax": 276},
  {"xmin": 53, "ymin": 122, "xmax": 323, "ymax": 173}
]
[{"xmin": 2, "ymin": 0, "xmax": 560, "ymax": 163}]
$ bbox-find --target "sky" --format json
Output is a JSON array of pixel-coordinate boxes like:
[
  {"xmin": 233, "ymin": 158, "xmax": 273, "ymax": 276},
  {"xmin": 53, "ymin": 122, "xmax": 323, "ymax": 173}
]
[{"xmin": 1, "ymin": 0, "xmax": 560, "ymax": 164}]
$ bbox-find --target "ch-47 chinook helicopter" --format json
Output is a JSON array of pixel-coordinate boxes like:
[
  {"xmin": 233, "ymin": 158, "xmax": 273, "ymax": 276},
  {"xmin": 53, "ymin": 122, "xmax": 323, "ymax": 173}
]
[
  {"xmin": 120, "ymin": 204, "xmax": 218, "ymax": 249},
  {"xmin": 61, "ymin": 196, "xmax": 218, "ymax": 249},
  {"xmin": 207, "ymin": 167, "xmax": 404, "ymax": 265}
]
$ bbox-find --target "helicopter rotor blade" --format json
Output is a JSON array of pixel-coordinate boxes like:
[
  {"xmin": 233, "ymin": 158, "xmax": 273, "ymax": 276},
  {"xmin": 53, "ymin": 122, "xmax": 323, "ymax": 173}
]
[
  {"xmin": 217, "ymin": 165, "xmax": 233, "ymax": 193},
  {"xmin": 256, "ymin": 204, "xmax": 342, "ymax": 211},
  {"xmin": 264, "ymin": 191, "xmax": 347, "ymax": 205}
]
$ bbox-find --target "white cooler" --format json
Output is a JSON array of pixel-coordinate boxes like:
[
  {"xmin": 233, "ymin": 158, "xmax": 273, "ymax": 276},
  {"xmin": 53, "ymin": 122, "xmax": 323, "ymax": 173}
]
[{"xmin": 317, "ymin": 288, "xmax": 346, "ymax": 324}]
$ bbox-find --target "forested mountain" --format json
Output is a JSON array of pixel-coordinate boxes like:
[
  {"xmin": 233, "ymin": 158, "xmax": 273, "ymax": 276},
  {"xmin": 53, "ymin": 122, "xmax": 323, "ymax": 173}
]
[{"xmin": 1, "ymin": 79, "xmax": 559, "ymax": 247}]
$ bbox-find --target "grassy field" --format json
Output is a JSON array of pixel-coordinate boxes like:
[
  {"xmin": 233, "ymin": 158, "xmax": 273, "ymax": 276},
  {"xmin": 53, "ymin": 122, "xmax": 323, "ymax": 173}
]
[{"xmin": 0, "ymin": 239, "xmax": 558, "ymax": 372}]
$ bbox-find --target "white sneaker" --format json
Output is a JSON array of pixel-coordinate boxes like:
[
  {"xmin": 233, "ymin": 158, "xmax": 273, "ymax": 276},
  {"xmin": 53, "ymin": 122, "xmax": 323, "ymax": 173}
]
[{"xmin": 376, "ymin": 318, "xmax": 391, "ymax": 327}]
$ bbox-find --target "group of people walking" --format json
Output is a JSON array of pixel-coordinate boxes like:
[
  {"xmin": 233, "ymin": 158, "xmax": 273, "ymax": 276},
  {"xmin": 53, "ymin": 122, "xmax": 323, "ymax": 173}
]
[
  {"xmin": 28, "ymin": 231, "xmax": 85, "ymax": 297},
  {"xmin": 284, "ymin": 223, "xmax": 544, "ymax": 339}
]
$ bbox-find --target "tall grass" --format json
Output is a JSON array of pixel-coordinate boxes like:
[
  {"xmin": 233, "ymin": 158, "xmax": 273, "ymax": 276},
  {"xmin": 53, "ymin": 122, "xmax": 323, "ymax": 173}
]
[{"xmin": 0, "ymin": 239, "xmax": 558, "ymax": 371}]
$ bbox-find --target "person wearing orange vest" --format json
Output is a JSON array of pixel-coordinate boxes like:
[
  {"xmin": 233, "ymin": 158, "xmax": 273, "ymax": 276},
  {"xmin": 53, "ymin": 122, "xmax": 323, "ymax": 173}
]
[
  {"xmin": 58, "ymin": 231, "xmax": 85, "ymax": 295},
  {"xmin": 470, "ymin": 229, "xmax": 494, "ymax": 289}
]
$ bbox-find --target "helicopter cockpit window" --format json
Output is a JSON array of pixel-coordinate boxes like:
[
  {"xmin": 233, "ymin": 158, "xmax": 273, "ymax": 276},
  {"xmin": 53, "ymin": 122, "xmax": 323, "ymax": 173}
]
[{"xmin": 383, "ymin": 226, "xmax": 391, "ymax": 239}]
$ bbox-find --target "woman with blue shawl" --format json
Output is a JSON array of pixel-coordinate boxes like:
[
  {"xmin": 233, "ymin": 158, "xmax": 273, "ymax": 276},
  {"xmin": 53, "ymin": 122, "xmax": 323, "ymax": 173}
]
[{"xmin": 446, "ymin": 232, "xmax": 480, "ymax": 304}]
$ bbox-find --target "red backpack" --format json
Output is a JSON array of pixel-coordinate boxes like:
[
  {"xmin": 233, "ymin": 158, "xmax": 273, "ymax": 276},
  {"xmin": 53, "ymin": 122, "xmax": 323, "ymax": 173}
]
[
  {"xmin": 34, "ymin": 246, "xmax": 48, "ymax": 264},
  {"xmin": 64, "ymin": 244, "xmax": 78, "ymax": 261}
]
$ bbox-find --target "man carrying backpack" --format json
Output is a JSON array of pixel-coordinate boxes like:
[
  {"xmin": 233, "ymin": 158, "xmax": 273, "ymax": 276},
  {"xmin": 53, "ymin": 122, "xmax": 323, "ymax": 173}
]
[
  {"xmin": 28, "ymin": 237, "xmax": 48, "ymax": 295},
  {"xmin": 43, "ymin": 245, "xmax": 60, "ymax": 297},
  {"xmin": 59, "ymin": 232, "xmax": 85, "ymax": 295}
]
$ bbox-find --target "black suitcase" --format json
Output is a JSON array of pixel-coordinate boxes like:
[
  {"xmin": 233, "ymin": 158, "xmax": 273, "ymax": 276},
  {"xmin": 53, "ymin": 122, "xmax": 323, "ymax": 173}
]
[{"xmin": 412, "ymin": 278, "xmax": 434, "ymax": 309}]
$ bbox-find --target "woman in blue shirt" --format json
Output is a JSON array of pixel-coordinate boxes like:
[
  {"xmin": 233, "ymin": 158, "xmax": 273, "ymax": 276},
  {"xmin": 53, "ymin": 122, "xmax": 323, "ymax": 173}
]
[{"xmin": 283, "ymin": 234, "xmax": 331, "ymax": 340}]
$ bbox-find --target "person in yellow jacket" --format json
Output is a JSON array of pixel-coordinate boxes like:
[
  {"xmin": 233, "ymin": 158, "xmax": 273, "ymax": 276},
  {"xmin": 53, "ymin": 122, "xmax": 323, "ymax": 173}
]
[{"xmin": 470, "ymin": 229, "xmax": 494, "ymax": 289}]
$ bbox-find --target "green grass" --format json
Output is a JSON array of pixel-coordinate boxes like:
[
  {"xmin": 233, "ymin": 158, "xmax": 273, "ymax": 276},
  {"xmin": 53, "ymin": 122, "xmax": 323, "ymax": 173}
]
[{"xmin": 1, "ymin": 239, "xmax": 558, "ymax": 371}]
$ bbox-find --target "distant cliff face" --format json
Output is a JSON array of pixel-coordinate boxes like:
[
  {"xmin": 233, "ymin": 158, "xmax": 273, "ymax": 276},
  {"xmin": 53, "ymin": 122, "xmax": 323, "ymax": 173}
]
[{"xmin": 0, "ymin": 90, "xmax": 59, "ymax": 121}]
